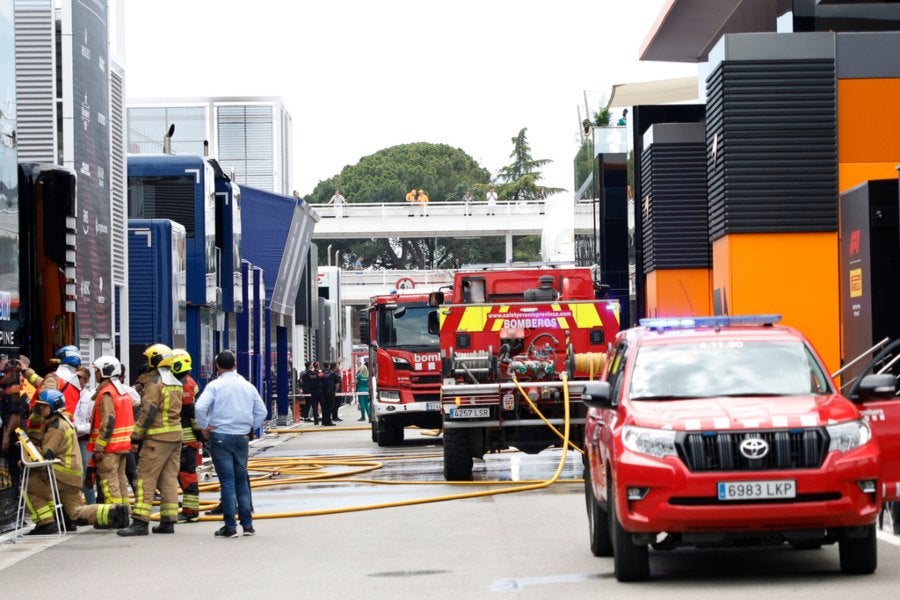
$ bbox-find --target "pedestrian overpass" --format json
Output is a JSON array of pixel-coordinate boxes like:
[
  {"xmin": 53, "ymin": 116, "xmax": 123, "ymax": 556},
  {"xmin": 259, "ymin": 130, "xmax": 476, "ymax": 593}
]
[{"xmin": 308, "ymin": 198, "xmax": 594, "ymax": 265}]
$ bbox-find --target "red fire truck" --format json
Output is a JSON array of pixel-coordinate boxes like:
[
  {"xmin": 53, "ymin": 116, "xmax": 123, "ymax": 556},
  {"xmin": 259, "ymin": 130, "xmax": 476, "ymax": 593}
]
[
  {"xmin": 432, "ymin": 265, "xmax": 620, "ymax": 480},
  {"xmin": 359, "ymin": 292, "xmax": 442, "ymax": 446}
]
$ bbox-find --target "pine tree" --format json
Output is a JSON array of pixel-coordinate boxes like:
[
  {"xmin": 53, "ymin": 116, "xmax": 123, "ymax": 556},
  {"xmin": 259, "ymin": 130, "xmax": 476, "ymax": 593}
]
[{"xmin": 495, "ymin": 128, "xmax": 563, "ymax": 201}]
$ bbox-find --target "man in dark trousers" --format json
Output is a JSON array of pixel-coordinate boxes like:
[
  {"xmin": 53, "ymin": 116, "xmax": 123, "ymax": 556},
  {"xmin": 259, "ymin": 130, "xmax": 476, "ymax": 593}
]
[
  {"xmin": 309, "ymin": 361, "xmax": 332, "ymax": 425},
  {"xmin": 317, "ymin": 362, "xmax": 334, "ymax": 426},
  {"xmin": 300, "ymin": 362, "xmax": 318, "ymax": 423},
  {"xmin": 330, "ymin": 364, "xmax": 343, "ymax": 423}
]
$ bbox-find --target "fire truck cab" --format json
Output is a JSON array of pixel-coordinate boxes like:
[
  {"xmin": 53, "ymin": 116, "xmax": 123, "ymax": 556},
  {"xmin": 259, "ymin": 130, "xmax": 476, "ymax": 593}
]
[
  {"xmin": 434, "ymin": 265, "xmax": 620, "ymax": 480},
  {"xmin": 359, "ymin": 292, "xmax": 442, "ymax": 446}
]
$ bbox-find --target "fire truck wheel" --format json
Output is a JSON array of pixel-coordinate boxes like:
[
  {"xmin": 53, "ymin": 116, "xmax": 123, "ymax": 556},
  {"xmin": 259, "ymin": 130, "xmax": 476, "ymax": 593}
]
[
  {"xmin": 443, "ymin": 428, "xmax": 474, "ymax": 481},
  {"xmin": 585, "ymin": 470, "xmax": 613, "ymax": 557},
  {"xmin": 371, "ymin": 422, "xmax": 378, "ymax": 443},
  {"xmin": 610, "ymin": 484, "xmax": 649, "ymax": 581},
  {"xmin": 839, "ymin": 525, "xmax": 877, "ymax": 575},
  {"xmin": 376, "ymin": 420, "xmax": 404, "ymax": 447}
]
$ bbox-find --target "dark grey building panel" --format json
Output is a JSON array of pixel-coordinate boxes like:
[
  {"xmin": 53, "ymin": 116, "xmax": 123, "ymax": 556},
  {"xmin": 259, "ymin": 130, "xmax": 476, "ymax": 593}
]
[
  {"xmin": 836, "ymin": 31, "xmax": 900, "ymax": 79},
  {"xmin": 708, "ymin": 32, "xmax": 835, "ymax": 71},
  {"xmin": 641, "ymin": 139, "xmax": 710, "ymax": 273},
  {"xmin": 706, "ymin": 58, "xmax": 838, "ymax": 240}
]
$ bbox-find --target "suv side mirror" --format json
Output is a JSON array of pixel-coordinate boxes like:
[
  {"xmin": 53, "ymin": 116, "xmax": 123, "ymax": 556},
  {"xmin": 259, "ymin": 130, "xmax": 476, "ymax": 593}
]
[
  {"xmin": 855, "ymin": 374, "xmax": 897, "ymax": 402},
  {"xmin": 427, "ymin": 310, "xmax": 440, "ymax": 335},
  {"xmin": 581, "ymin": 380, "xmax": 612, "ymax": 409},
  {"xmin": 428, "ymin": 291, "xmax": 444, "ymax": 307}
]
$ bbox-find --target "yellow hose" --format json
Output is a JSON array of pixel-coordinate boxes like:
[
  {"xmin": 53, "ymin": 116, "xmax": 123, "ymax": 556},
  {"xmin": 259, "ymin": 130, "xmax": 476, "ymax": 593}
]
[
  {"xmin": 572, "ymin": 352, "xmax": 606, "ymax": 380},
  {"xmin": 512, "ymin": 376, "xmax": 584, "ymax": 455},
  {"xmin": 154, "ymin": 374, "xmax": 576, "ymax": 521}
]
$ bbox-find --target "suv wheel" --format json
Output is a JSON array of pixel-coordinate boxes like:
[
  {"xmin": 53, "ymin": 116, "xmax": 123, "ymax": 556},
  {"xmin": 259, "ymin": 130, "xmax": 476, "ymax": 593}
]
[
  {"xmin": 610, "ymin": 484, "xmax": 649, "ymax": 581},
  {"xmin": 585, "ymin": 469, "xmax": 613, "ymax": 557},
  {"xmin": 839, "ymin": 524, "xmax": 877, "ymax": 575}
]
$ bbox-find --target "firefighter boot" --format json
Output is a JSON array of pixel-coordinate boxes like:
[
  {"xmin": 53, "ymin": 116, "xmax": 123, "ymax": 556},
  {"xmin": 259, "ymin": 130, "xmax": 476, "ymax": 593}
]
[
  {"xmin": 111, "ymin": 505, "xmax": 130, "ymax": 529},
  {"xmin": 152, "ymin": 520, "xmax": 175, "ymax": 534},
  {"xmin": 117, "ymin": 519, "xmax": 149, "ymax": 537}
]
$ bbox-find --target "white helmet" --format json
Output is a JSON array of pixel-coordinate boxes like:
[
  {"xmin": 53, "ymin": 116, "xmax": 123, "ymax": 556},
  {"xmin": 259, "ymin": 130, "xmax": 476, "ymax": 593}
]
[{"xmin": 92, "ymin": 355, "xmax": 122, "ymax": 380}]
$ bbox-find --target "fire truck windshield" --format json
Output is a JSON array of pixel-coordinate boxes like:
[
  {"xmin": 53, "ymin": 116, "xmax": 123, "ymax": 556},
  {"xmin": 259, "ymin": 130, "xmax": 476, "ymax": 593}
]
[{"xmin": 376, "ymin": 305, "xmax": 437, "ymax": 349}]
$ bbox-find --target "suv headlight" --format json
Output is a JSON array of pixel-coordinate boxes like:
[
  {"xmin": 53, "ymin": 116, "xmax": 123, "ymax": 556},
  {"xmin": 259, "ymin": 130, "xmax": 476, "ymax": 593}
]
[
  {"xmin": 622, "ymin": 425, "xmax": 677, "ymax": 458},
  {"xmin": 826, "ymin": 420, "xmax": 871, "ymax": 453}
]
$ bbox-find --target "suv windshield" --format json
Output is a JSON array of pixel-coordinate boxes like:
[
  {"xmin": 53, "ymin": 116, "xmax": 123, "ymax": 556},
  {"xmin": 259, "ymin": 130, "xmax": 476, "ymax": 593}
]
[
  {"xmin": 628, "ymin": 339, "xmax": 832, "ymax": 400},
  {"xmin": 376, "ymin": 305, "xmax": 438, "ymax": 349}
]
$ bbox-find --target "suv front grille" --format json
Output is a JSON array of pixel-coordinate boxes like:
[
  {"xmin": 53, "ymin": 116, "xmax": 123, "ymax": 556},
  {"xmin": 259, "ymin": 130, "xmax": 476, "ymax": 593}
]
[{"xmin": 677, "ymin": 429, "xmax": 828, "ymax": 472}]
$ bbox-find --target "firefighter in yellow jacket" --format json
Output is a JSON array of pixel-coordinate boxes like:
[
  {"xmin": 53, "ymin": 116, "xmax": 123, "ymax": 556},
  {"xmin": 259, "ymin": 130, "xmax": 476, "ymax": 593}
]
[
  {"xmin": 88, "ymin": 355, "xmax": 135, "ymax": 507},
  {"xmin": 117, "ymin": 346, "xmax": 183, "ymax": 536},
  {"xmin": 168, "ymin": 349, "xmax": 204, "ymax": 523},
  {"xmin": 25, "ymin": 389, "xmax": 129, "ymax": 535}
]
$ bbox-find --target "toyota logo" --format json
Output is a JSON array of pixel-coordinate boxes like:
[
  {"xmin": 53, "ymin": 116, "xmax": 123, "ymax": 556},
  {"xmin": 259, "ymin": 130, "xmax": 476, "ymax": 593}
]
[{"xmin": 739, "ymin": 438, "xmax": 769, "ymax": 459}]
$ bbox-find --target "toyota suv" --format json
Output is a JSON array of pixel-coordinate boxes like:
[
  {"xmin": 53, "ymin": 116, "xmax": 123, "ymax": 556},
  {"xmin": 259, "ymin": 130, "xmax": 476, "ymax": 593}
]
[{"xmin": 582, "ymin": 315, "xmax": 900, "ymax": 581}]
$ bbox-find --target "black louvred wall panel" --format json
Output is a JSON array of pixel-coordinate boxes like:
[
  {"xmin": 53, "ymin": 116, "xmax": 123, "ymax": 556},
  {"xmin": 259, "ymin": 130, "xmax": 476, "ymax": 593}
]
[
  {"xmin": 706, "ymin": 59, "xmax": 837, "ymax": 240},
  {"xmin": 641, "ymin": 141, "xmax": 710, "ymax": 273}
]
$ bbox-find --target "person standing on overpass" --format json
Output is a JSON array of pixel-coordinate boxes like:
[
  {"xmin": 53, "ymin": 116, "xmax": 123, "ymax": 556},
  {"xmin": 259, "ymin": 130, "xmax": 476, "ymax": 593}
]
[{"xmin": 327, "ymin": 190, "xmax": 347, "ymax": 218}]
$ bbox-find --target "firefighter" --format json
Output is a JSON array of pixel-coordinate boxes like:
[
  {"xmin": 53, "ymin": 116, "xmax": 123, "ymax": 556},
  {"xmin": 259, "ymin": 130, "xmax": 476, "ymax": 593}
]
[
  {"xmin": 117, "ymin": 345, "xmax": 183, "ymax": 536},
  {"xmin": 134, "ymin": 343, "xmax": 171, "ymax": 395},
  {"xmin": 87, "ymin": 355, "xmax": 135, "ymax": 509},
  {"xmin": 25, "ymin": 389, "xmax": 129, "ymax": 535},
  {"xmin": 167, "ymin": 349, "xmax": 204, "ymax": 523},
  {"xmin": 22, "ymin": 345, "xmax": 84, "ymax": 443}
]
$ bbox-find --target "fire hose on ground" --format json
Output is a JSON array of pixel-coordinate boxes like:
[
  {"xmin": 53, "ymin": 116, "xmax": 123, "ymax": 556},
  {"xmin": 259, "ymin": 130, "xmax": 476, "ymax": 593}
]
[{"xmin": 153, "ymin": 374, "xmax": 579, "ymax": 521}]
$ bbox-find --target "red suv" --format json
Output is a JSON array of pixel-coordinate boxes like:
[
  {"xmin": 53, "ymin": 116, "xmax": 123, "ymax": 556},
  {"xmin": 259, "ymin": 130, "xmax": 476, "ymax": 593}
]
[{"xmin": 582, "ymin": 315, "xmax": 900, "ymax": 581}]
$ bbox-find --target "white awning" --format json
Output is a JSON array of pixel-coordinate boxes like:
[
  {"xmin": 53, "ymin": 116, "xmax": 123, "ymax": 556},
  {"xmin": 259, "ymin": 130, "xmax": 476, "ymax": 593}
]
[{"xmin": 608, "ymin": 77, "xmax": 699, "ymax": 108}]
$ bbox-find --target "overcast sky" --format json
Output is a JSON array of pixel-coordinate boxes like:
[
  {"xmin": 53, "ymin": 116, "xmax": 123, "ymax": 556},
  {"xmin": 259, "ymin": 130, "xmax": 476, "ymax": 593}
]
[{"xmin": 122, "ymin": 0, "xmax": 695, "ymax": 198}]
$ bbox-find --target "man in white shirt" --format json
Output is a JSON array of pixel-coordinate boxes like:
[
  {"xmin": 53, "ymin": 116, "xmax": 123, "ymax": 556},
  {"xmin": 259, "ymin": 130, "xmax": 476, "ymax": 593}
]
[{"xmin": 327, "ymin": 190, "xmax": 348, "ymax": 218}]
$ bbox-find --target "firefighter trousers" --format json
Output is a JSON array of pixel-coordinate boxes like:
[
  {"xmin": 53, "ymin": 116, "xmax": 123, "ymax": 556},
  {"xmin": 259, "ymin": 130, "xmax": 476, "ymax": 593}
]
[
  {"xmin": 26, "ymin": 471, "xmax": 120, "ymax": 527},
  {"xmin": 178, "ymin": 442, "xmax": 201, "ymax": 514},
  {"xmin": 97, "ymin": 452, "xmax": 131, "ymax": 505},
  {"xmin": 133, "ymin": 439, "xmax": 180, "ymax": 523}
]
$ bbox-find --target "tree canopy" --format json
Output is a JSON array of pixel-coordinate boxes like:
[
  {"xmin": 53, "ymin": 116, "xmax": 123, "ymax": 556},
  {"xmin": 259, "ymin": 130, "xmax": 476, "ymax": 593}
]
[{"xmin": 306, "ymin": 142, "xmax": 490, "ymax": 204}]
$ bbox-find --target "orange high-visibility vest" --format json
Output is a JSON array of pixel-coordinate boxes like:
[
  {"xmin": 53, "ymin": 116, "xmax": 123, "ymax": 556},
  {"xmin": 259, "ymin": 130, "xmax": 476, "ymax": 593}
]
[{"xmin": 87, "ymin": 381, "xmax": 135, "ymax": 453}]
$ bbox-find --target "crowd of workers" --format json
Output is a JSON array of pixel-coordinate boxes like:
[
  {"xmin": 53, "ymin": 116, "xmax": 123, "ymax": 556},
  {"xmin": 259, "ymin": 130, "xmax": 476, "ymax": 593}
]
[
  {"xmin": 296, "ymin": 360, "xmax": 370, "ymax": 426},
  {"xmin": 0, "ymin": 342, "xmax": 264, "ymax": 538}
]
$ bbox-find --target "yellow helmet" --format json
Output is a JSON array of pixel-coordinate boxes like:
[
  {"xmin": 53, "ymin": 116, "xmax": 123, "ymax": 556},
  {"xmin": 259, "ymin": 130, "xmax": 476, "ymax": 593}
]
[
  {"xmin": 144, "ymin": 343, "xmax": 172, "ymax": 368},
  {"xmin": 160, "ymin": 348, "xmax": 192, "ymax": 376}
]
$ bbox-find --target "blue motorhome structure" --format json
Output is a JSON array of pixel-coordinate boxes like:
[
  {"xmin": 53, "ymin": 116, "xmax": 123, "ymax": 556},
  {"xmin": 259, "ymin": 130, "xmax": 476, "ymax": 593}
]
[
  {"xmin": 210, "ymin": 160, "xmax": 242, "ymax": 349},
  {"xmin": 127, "ymin": 219, "xmax": 186, "ymax": 371},
  {"xmin": 127, "ymin": 154, "xmax": 221, "ymax": 383},
  {"xmin": 241, "ymin": 186, "xmax": 317, "ymax": 421}
]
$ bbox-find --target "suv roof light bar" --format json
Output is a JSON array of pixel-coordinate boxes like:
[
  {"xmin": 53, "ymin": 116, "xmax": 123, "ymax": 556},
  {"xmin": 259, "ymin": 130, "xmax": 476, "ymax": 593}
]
[{"xmin": 639, "ymin": 315, "xmax": 782, "ymax": 331}]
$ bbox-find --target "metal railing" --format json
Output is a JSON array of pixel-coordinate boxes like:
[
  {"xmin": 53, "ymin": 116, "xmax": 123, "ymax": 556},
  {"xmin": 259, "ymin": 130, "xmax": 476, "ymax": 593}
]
[{"xmin": 309, "ymin": 199, "xmax": 547, "ymax": 220}]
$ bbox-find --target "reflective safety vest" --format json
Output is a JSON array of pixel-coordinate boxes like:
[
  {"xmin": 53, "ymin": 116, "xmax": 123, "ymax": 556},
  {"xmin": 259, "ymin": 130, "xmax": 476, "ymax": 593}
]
[
  {"xmin": 180, "ymin": 375, "xmax": 200, "ymax": 443},
  {"xmin": 60, "ymin": 379, "xmax": 80, "ymax": 416},
  {"xmin": 87, "ymin": 381, "xmax": 135, "ymax": 453},
  {"xmin": 42, "ymin": 415, "xmax": 83, "ymax": 486},
  {"xmin": 134, "ymin": 379, "xmax": 183, "ymax": 441}
]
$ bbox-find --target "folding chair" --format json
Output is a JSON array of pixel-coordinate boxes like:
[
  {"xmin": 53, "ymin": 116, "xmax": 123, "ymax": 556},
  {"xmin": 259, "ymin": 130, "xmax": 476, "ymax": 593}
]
[{"xmin": 13, "ymin": 429, "xmax": 66, "ymax": 540}]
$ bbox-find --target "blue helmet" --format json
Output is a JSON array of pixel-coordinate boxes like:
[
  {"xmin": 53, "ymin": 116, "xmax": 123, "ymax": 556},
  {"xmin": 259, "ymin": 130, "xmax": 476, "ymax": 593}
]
[
  {"xmin": 36, "ymin": 389, "xmax": 66, "ymax": 414},
  {"xmin": 56, "ymin": 345, "xmax": 81, "ymax": 367}
]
